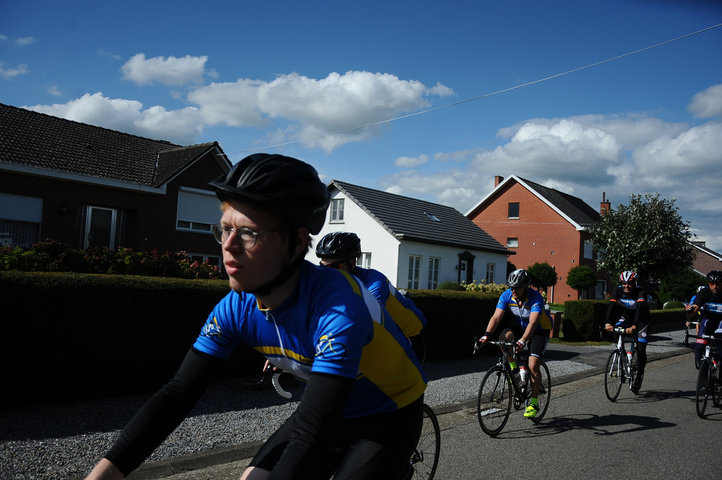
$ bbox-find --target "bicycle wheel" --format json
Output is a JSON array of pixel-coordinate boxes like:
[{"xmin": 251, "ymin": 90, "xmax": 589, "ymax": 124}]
[
  {"xmin": 712, "ymin": 365, "xmax": 720, "ymax": 408},
  {"xmin": 477, "ymin": 365, "xmax": 512, "ymax": 436},
  {"xmin": 409, "ymin": 404, "xmax": 440, "ymax": 480},
  {"xmin": 696, "ymin": 359, "xmax": 711, "ymax": 418},
  {"xmin": 604, "ymin": 350, "xmax": 623, "ymax": 402},
  {"xmin": 530, "ymin": 361, "xmax": 551, "ymax": 423}
]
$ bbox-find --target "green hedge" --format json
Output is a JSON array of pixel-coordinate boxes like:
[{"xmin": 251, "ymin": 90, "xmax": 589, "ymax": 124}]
[
  {"xmin": 408, "ymin": 289, "xmax": 498, "ymax": 359},
  {"xmin": 0, "ymin": 271, "xmax": 500, "ymax": 405},
  {"xmin": 562, "ymin": 299, "xmax": 687, "ymax": 341},
  {"xmin": 0, "ymin": 271, "xmax": 263, "ymax": 406}
]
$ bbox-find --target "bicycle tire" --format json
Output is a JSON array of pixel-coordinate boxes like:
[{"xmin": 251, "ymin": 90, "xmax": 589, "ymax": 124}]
[
  {"xmin": 684, "ymin": 330, "xmax": 689, "ymax": 348},
  {"xmin": 696, "ymin": 359, "xmax": 711, "ymax": 418},
  {"xmin": 530, "ymin": 361, "xmax": 551, "ymax": 423},
  {"xmin": 604, "ymin": 350, "xmax": 623, "ymax": 402},
  {"xmin": 712, "ymin": 365, "xmax": 720, "ymax": 408},
  {"xmin": 409, "ymin": 404, "xmax": 440, "ymax": 480},
  {"xmin": 477, "ymin": 365, "xmax": 512, "ymax": 436}
]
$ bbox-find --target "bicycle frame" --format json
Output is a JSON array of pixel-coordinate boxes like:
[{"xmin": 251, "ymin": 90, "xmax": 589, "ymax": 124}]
[
  {"xmin": 604, "ymin": 326, "xmax": 637, "ymax": 402},
  {"xmin": 696, "ymin": 333, "xmax": 720, "ymax": 418}
]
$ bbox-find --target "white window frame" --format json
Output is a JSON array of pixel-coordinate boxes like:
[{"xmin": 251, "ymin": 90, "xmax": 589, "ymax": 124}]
[
  {"xmin": 506, "ymin": 238, "xmax": 519, "ymax": 248},
  {"xmin": 508, "ymin": 202, "xmax": 519, "ymax": 219},
  {"xmin": 330, "ymin": 198, "xmax": 345, "ymax": 223},
  {"xmin": 84, "ymin": 205, "xmax": 118, "ymax": 249},
  {"xmin": 485, "ymin": 263, "xmax": 496, "ymax": 284},
  {"xmin": 176, "ymin": 187, "xmax": 219, "ymax": 234},
  {"xmin": 428, "ymin": 256, "xmax": 440, "ymax": 289},
  {"xmin": 356, "ymin": 252, "xmax": 372, "ymax": 269},
  {"xmin": 408, "ymin": 254, "xmax": 421, "ymax": 289}
]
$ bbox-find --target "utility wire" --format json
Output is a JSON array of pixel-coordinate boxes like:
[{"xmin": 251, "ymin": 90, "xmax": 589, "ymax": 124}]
[{"xmin": 232, "ymin": 22, "xmax": 722, "ymax": 155}]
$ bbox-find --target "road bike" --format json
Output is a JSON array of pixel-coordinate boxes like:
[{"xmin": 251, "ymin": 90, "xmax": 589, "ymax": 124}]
[
  {"xmin": 258, "ymin": 365, "xmax": 440, "ymax": 480},
  {"xmin": 604, "ymin": 326, "xmax": 638, "ymax": 401},
  {"xmin": 695, "ymin": 333, "xmax": 720, "ymax": 419},
  {"xmin": 474, "ymin": 340, "xmax": 551, "ymax": 436}
]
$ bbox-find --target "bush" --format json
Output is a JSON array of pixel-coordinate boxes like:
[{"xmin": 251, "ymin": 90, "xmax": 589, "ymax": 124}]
[
  {"xmin": 562, "ymin": 300, "xmax": 608, "ymax": 341},
  {"xmin": 463, "ymin": 280, "xmax": 508, "ymax": 296},
  {"xmin": 0, "ymin": 240, "xmax": 221, "ymax": 279},
  {"xmin": 437, "ymin": 281, "xmax": 465, "ymax": 291},
  {"xmin": 663, "ymin": 300, "xmax": 685, "ymax": 309}
]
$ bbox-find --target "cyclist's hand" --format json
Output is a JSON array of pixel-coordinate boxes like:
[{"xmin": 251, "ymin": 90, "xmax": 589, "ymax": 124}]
[
  {"xmin": 515, "ymin": 339, "xmax": 526, "ymax": 353},
  {"xmin": 604, "ymin": 324, "xmax": 613, "ymax": 332},
  {"xmin": 473, "ymin": 335, "xmax": 488, "ymax": 353},
  {"xmin": 625, "ymin": 327, "xmax": 635, "ymax": 335}
]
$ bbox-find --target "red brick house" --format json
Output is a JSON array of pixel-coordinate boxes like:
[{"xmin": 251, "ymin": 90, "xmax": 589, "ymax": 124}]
[
  {"xmin": 691, "ymin": 241, "xmax": 722, "ymax": 277},
  {"xmin": 466, "ymin": 175, "xmax": 606, "ymax": 302},
  {"xmin": 0, "ymin": 103, "xmax": 231, "ymax": 264}
]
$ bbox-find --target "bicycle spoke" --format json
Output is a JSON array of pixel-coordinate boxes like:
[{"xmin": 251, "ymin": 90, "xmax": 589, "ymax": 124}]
[{"xmin": 477, "ymin": 366, "xmax": 511, "ymax": 436}]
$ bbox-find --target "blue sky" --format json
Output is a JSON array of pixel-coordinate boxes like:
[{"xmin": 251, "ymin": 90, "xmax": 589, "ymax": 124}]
[{"xmin": 2, "ymin": 0, "xmax": 722, "ymax": 252}]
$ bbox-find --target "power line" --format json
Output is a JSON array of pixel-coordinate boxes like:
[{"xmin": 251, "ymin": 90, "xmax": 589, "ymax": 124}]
[{"xmin": 234, "ymin": 22, "xmax": 722, "ymax": 155}]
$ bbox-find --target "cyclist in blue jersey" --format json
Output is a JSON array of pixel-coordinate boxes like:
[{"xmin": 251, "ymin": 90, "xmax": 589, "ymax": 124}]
[
  {"xmin": 605, "ymin": 270, "xmax": 650, "ymax": 394},
  {"xmin": 476, "ymin": 268, "xmax": 552, "ymax": 419},
  {"xmin": 687, "ymin": 270, "xmax": 722, "ymax": 367},
  {"xmin": 84, "ymin": 154, "xmax": 427, "ymax": 480},
  {"xmin": 315, "ymin": 231, "xmax": 428, "ymax": 363}
]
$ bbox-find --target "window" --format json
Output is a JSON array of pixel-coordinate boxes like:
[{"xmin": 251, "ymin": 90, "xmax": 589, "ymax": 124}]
[
  {"xmin": 331, "ymin": 198, "xmax": 344, "ymax": 222},
  {"xmin": 84, "ymin": 206, "xmax": 122, "ymax": 249},
  {"xmin": 0, "ymin": 193, "xmax": 42, "ymax": 248},
  {"xmin": 506, "ymin": 238, "xmax": 519, "ymax": 248},
  {"xmin": 189, "ymin": 254, "xmax": 221, "ymax": 267},
  {"xmin": 357, "ymin": 252, "xmax": 372, "ymax": 269},
  {"xmin": 408, "ymin": 255, "xmax": 421, "ymax": 289},
  {"xmin": 428, "ymin": 256, "xmax": 440, "ymax": 289},
  {"xmin": 485, "ymin": 263, "xmax": 496, "ymax": 284},
  {"xmin": 508, "ymin": 202, "xmax": 519, "ymax": 219},
  {"xmin": 583, "ymin": 240, "xmax": 594, "ymax": 260},
  {"xmin": 424, "ymin": 212, "xmax": 440, "ymax": 222},
  {"xmin": 177, "ymin": 187, "xmax": 220, "ymax": 233}
]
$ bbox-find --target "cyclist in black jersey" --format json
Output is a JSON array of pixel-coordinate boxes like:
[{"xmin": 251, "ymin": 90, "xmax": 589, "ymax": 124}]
[
  {"xmin": 687, "ymin": 270, "xmax": 722, "ymax": 366},
  {"xmin": 604, "ymin": 271, "xmax": 650, "ymax": 394},
  {"xmin": 84, "ymin": 154, "xmax": 426, "ymax": 480}
]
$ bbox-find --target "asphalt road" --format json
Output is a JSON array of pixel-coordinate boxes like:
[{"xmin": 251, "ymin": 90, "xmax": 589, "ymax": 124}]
[{"xmin": 119, "ymin": 330, "xmax": 721, "ymax": 480}]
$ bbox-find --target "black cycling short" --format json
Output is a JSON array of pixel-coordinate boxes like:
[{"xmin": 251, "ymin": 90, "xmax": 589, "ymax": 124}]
[
  {"xmin": 250, "ymin": 395, "xmax": 424, "ymax": 479},
  {"xmin": 502, "ymin": 324, "xmax": 549, "ymax": 358}
]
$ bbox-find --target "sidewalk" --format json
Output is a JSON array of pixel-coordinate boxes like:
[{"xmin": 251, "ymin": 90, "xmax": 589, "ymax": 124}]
[{"xmin": 118, "ymin": 327, "xmax": 691, "ymax": 480}]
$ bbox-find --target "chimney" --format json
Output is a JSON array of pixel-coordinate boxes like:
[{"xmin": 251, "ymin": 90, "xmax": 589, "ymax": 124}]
[
  {"xmin": 600, "ymin": 192, "xmax": 611, "ymax": 216},
  {"xmin": 494, "ymin": 175, "xmax": 504, "ymax": 187}
]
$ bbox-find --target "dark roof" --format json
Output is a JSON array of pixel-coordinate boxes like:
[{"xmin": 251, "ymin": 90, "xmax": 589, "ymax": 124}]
[
  {"xmin": 517, "ymin": 176, "xmax": 601, "ymax": 227},
  {"xmin": 331, "ymin": 180, "xmax": 510, "ymax": 254},
  {"xmin": 692, "ymin": 242, "xmax": 722, "ymax": 261},
  {"xmin": 0, "ymin": 102, "xmax": 227, "ymax": 187}
]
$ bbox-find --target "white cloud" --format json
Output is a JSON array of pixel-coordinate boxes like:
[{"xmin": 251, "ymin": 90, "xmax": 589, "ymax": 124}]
[
  {"xmin": 47, "ymin": 85, "xmax": 61, "ymax": 96},
  {"xmin": 0, "ymin": 63, "xmax": 29, "ymax": 79},
  {"xmin": 14, "ymin": 36, "xmax": 37, "ymax": 46},
  {"xmin": 120, "ymin": 54, "xmax": 209, "ymax": 87},
  {"xmin": 25, "ymin": 92, "xmax": 203, "ymax": 144},
  {"xmin": 688, "ymin": 84, "xmax": 722, "ymax": 118},
  {"xmin": 395, "ymin": 154, "xmax": 429, "ymax": 168},
  {"xmin": 186, "ymin": 70, "xmax": 452, "ymax": 152}
]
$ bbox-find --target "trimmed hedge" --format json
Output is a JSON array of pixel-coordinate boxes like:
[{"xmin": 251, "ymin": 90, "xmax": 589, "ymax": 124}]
[
  {"xmin": 408, "ymin": 289, "xmax": 498, "ymax": 359},
  {"xmin": 0, "ymin": 270, "xmax": 263, "ymax": 406},
  {"xmin": 1, "ymin": 271, "xmax": 500, "ymax": 405},
  {"xmin": 562, "ymin": 298, "xmax": 687, "ymax": 341}
]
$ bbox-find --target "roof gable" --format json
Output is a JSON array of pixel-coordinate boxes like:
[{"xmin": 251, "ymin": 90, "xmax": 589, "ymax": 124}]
[
  {"xmin": 331, "ymin": 180, "xmax": 509, "ymax": 254},
  {"xmin": 467, "ymin": 174, "xmax": 600, "ymax": 229},
  {"xmin": 0, "ymin": 102, "xmax": 229, "ymax": 187}
]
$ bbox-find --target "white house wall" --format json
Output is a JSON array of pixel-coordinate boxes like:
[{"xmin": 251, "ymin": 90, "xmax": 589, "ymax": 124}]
[
  {"xmin": 308, "ymin": 189, "xmax": 401, "ymax": 282},
  {"xmin": 308, "ymin": 188, "xmax": 509, "ymax": 289},
  {"xmin": 398, "ymin": 240, "xmax": 507, "ymax": 289}
]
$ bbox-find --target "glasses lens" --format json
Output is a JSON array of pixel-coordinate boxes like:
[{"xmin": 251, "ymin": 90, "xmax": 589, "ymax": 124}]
[{"xmin": 212, "ymin": 224, "xmax": 224, "ymax": 244}]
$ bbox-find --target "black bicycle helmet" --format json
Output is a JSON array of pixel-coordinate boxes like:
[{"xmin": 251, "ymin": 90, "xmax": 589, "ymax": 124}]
[
  {"xmin": 209, "ymin": 153, "xmax": 330, "ymax": 234},
  {"xmin": 707, "ymin": 270, "xmax": 722, "ymax": 284},
  {"xmin": 316, "ymin": 232, "xmax": 362, "ymax": 260},
  {"xmin": 507, "ymin": 268, "xmax": 530, "ymax": 288}
]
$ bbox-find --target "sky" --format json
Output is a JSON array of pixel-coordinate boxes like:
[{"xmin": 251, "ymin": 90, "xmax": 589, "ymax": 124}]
[{"xmin": 2, "ymin": 0, "xmax": 722, "ymax": 252}]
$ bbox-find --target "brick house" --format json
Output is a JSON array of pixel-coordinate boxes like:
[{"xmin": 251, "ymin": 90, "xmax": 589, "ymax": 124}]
[
  {"xmin": 309, "ymin": 180, "xmax": 512, "ymax": 289},
  {"xmin": 466, "ymin": 175, "xmax": 606, "ymax": 302},
  {"xmin": 0, "ymin": 103, "xmax": 231, "ymax": 264},
  {"xmin": 691, "ymin": 241, "xmax": 722, "ymax": 277}
]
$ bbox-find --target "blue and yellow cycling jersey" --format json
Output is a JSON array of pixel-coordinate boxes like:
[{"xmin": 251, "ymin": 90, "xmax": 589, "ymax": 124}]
[
  {"xmin": 354, "ymin": 267, "xmax": 427, "ymax": 338},
  {"xmin": 496, "ymin": 288, "xmax": 552, "ymax": 331},
  {"xmin": 193, "ymin": 261, "xmax": 427, "ymax": 418}
]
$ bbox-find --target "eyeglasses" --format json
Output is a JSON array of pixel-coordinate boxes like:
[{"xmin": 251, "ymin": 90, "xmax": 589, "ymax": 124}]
[
  {"xmin": 212, "ymin": 224, "xmax": 280, "ymax": 250},
  {"xmin": 319, "ymin": 260, "xmax": 345, "ymax": 270},
  {"xmin": 622, "ymin": 283, "xmax": 634, "ymax": 287}
]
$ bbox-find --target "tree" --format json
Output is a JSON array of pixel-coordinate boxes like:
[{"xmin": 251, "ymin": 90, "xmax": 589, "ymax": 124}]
[
  {"xmin": 527, "ymin": 261, "xmax": 558, "ymax": 290},
  {"xmin": 655, "ymin": 269, "xmax": 706, "ymax": 305},
  {"xmin": 566, "ymin": 265, "xmax": 598, "ymax": 299},
  {"xmin": 588, "ymin": 193, "xmax": 695, "ymax": 285}
]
